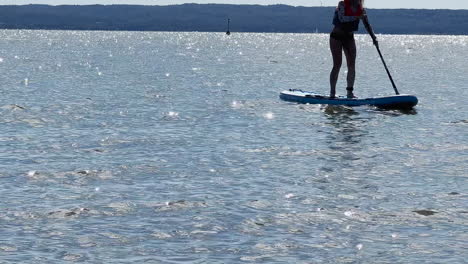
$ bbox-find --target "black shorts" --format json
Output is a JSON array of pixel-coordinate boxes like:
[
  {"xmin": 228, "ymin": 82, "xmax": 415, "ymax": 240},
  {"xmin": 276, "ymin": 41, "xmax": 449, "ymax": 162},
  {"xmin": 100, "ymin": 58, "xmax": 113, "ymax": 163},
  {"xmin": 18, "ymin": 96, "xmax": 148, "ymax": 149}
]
[{"xmin": 330, "ymin": 31, "xmax": 355, "ymax": 47}]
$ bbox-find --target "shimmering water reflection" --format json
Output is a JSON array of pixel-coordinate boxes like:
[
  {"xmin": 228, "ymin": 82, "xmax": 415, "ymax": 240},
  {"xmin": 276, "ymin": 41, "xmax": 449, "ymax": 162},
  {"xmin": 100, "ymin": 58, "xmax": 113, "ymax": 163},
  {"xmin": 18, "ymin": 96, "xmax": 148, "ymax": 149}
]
[{"xmin": 0, "ymin": 31, "xmax": 467, "ymax": 263}]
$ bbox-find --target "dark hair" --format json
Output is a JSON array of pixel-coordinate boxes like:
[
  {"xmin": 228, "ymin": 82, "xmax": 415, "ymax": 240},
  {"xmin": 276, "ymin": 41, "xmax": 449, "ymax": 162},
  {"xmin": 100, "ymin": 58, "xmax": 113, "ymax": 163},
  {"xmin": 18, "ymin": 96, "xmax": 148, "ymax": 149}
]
[{"xmin": 348, "ymin": 0, "xmax": 364, "ymax": 8}]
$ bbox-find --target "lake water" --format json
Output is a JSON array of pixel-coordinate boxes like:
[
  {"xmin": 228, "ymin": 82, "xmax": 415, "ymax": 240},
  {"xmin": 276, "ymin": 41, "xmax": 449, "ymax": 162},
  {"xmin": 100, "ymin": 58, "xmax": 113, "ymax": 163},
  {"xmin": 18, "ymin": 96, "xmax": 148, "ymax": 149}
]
[{"xmin": 0, "ymin": 30, "xmax": 467, "ymax": 263}]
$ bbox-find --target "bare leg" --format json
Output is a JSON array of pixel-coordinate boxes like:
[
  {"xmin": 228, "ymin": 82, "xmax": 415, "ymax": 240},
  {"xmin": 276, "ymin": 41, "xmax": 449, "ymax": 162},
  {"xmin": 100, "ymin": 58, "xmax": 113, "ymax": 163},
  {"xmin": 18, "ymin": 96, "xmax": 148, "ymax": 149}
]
[
  {"xmin": 343, "ymin": 38, "xmax": 357, "ymax": 98},
  {"xmin": 329, "ymin": 36, "xmax": 343, "ymax": 98}
]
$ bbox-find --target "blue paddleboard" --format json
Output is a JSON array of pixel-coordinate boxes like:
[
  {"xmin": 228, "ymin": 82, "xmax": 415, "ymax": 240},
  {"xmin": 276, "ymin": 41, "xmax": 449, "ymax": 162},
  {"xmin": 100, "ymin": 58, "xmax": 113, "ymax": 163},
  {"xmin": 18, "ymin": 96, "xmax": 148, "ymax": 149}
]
[{"xmin": 280, "ymin": 89, "xmax": 418, "ymax": 109}]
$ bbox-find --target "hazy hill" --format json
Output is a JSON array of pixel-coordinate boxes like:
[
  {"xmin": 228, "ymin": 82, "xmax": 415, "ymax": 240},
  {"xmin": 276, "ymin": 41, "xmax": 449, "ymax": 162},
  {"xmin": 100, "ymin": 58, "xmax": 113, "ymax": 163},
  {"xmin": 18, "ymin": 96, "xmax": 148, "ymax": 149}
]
[{"xmin": 0, "ymin": 4, "xmax": 467, "ymax": 35}]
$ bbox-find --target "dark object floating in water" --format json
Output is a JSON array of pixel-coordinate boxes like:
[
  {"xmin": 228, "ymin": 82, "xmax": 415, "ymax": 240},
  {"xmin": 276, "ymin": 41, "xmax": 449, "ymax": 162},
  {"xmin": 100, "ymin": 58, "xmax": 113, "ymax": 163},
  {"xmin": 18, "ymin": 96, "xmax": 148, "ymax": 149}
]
[
  {"xmin": 167, "ymin": 200, "xmax": 186, "ymax": 206},
  {"xmin": 226, "ymin": 18, "xmax": 231, "ymax": 35},
  {"xmin": 8, "ymin": 104, "xmax": 26, "ymax": 110},
  {"xmin": 413, "ymin": 210, "xmax": 437, "ymax": 216},
  {"xmin": 48, "ymin": 208, "xmax": 90, "ymax": 217},
  {"xmin": 450, "ymin": 120, "xmax": 468, "ymax": 124},
  {"xmin": 448, "ymin": 192, "xmax": 460, "ymax": 195}
]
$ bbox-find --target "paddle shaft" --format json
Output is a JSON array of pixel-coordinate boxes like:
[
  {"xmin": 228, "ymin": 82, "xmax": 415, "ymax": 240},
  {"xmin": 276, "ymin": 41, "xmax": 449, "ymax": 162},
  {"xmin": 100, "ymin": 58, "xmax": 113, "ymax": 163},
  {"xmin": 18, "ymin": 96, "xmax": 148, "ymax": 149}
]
[
  {"xmin": 375, "ymin": 44, "xmax": 400, "ymax": 95},
  {"xmin": 363, "ymin": 16, "xmax": 400, "ymax": 95}
]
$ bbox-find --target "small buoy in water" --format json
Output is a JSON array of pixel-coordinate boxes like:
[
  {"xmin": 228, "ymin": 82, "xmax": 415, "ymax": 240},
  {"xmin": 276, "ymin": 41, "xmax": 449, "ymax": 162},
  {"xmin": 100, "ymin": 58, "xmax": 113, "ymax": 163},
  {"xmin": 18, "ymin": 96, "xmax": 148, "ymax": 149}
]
[{"xmin": 226, "ymin": 18, "xmax": 231, "ymax": 35}]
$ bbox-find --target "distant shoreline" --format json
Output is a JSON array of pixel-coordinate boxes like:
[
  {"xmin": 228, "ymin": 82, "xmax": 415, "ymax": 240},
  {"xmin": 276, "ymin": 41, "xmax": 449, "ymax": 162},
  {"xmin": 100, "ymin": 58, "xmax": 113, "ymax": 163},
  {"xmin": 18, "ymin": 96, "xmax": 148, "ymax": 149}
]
[
  {"xmin": 0, "ymin": 28, "xmax": 465, "ymax": 37},
  {"xmin": 1, "ymin": 4, "xmax": 467, "ymax": 35}
]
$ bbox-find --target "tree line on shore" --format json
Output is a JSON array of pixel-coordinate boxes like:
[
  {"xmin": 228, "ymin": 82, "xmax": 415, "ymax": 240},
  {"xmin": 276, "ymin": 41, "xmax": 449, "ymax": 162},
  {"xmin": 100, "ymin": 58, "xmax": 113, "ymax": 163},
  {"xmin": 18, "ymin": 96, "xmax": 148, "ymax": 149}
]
[{"xmin": 0, "ymin": 4, "xmax": 467, "ymax": 35}]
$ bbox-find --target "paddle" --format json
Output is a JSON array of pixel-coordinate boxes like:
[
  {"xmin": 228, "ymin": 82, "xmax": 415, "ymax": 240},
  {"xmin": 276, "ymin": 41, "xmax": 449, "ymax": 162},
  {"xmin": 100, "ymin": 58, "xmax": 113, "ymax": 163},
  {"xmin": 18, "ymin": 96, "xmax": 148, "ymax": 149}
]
[{"xmin": 363, "ymin": 15, "xmax": 400, "ymax": 95}]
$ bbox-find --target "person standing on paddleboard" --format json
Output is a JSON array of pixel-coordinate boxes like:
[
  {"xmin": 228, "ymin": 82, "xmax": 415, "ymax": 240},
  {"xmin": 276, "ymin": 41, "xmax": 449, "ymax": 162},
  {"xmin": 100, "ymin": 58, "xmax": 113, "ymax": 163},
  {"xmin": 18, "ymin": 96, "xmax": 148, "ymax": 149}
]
[{"xmin": 329, "ymin": 0, "xmax": 377, "ymax": 98}]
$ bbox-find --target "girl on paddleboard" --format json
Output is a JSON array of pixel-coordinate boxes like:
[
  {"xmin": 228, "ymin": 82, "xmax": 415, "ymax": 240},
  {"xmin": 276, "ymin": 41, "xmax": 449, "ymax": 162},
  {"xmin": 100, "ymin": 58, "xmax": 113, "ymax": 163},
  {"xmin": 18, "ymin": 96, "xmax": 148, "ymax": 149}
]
[{"xmin": 329, "ymin": 0, "xmax": 377, "ymax": 98}]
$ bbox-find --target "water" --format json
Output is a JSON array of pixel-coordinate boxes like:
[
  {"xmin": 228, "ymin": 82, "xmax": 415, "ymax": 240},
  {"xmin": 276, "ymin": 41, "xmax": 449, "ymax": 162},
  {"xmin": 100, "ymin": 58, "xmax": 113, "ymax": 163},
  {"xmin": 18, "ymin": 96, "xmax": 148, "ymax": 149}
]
[{"xmin": 0, "ymin": 30, "xmax": 467, "ymax": 263}]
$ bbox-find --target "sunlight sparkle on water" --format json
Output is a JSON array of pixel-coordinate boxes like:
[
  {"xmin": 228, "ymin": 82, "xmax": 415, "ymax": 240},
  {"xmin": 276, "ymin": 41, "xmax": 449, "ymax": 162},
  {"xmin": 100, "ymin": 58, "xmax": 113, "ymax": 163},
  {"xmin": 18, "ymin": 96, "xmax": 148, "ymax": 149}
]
[
  {"xmin": 231, "ymin": 101, "xmax": 243, "ymax": 109},
  {"xmin": 167, "ymin": 111, "xmax": 179, "ymax": 117},
  {"xmin": 263, "ymin": 112, "xmax": 275, "ymax": 120},
  {"xmin": 344, "ymin": 211, "xmax": 355, "ymax": 217}
]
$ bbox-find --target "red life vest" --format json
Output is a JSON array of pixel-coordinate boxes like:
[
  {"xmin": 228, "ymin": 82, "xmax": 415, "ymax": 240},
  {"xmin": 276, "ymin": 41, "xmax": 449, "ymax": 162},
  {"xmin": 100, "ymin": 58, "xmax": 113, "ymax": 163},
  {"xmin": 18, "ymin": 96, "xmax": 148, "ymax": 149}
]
[{"xmin": 344, "ymin": 0, "xmax": 364, "ymax": 16}]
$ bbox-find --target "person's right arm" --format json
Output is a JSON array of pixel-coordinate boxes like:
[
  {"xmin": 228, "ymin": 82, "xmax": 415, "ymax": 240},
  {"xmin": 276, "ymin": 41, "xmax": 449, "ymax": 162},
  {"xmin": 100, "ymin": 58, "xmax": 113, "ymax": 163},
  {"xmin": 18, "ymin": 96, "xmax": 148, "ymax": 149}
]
[{"xmin": 362, "ymin": 10, "xmax": 378, "ymax": 46}]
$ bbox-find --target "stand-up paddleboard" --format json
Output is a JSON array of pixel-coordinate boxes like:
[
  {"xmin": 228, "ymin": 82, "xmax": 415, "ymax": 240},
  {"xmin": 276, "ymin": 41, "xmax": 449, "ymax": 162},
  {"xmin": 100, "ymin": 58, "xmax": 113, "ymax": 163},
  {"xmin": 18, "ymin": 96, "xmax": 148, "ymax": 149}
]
[{"xmin": 280, "ymin": 89, "xmax": 418, "ymax": 109}]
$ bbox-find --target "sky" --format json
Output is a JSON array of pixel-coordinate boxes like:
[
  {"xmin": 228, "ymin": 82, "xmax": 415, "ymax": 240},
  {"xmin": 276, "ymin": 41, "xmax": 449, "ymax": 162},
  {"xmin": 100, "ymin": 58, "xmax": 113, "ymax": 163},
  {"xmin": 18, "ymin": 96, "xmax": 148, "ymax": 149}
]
[{"xmin": 1, "ymin": 0, "xmax": 468, "ymax": 10}]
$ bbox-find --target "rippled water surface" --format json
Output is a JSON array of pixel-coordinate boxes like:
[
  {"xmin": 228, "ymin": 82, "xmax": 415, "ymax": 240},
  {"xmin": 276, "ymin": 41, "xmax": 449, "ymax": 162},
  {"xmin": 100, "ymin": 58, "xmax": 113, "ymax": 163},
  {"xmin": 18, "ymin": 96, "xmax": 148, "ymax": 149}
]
[{"xmin": 0, "ymin": 30, "xmax": 467, "ymax": 263}]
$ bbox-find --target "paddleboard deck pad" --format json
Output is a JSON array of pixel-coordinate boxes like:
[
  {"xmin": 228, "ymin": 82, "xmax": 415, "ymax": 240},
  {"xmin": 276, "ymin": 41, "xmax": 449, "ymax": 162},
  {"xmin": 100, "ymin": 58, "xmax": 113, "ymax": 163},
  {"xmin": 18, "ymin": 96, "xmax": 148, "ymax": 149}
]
[{"xmin": 280, "ymin": 89, "xmax": 418, "ymax": 109}]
